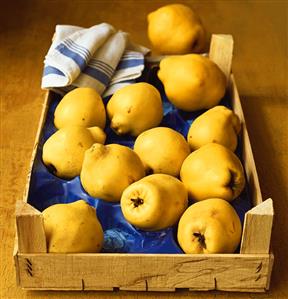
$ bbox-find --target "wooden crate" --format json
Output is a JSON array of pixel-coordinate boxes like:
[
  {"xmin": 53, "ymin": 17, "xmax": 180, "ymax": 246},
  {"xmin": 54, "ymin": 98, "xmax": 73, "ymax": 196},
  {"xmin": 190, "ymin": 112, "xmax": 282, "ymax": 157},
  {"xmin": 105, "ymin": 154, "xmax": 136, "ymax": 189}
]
[{"xmin": 14, "ymin": 35, "xmax": 274, "ymax": 292}]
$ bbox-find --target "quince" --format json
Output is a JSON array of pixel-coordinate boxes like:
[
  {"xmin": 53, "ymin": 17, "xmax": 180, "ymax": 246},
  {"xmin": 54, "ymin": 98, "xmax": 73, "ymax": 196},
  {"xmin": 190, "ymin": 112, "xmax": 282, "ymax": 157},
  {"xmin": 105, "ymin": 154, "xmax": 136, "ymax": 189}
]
[
  {"xmin": 177, "ymin": 198, "xmax": 242, "ymax": 253},
  {"xmin": 43, "ymin": 200, "xmax": 103, "ymax": 253},
  {"xmin": 180, "ymin": 143, "xmax": 245, "ymax": 201},
  {"xmin": 134, "ymin": 127, "xmax": 190, "ymax": 177},
  {"xmin": 107, "ymin": 83, "xmax": 163, "ymax": 137},
  {"xmin": 80, "ymin": 144, "xmax": 145, "ymax": 202},
  {"xmin": 54, "ymin": 87, "xmax": 106, "ymax": 129},
  {"xmin": 158, "ymin": 54, "xmax": 226, "ymax": 111},
  {"xmin": 42, "ymin": 126, "xmax": 106, "ymax": 179},
  {"xmin": 188, "ymin": 106, "xmax": 241, "ymax": 151},
  {"xmin": 121, "ymin": 174, "xmax": 188, "ymax": 231},
  {"xmin": 147, "ymin": 4, "xmax": 205, "ymax": 54}
]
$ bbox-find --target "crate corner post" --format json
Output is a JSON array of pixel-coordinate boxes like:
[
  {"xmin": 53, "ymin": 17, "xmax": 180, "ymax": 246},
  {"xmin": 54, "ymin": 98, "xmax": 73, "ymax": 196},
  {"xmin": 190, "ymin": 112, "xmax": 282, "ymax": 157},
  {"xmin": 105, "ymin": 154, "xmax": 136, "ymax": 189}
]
[
  {"xmin": 240, "ymin": 198, "xmax": 274, "ymax": 254},
  {"xmin": 209, "ymin": 33, "xmax": 234, "ymax": 82},
  {"xmin": 15, "ymin": 200, "xmax": 47, "ymax": 254}
]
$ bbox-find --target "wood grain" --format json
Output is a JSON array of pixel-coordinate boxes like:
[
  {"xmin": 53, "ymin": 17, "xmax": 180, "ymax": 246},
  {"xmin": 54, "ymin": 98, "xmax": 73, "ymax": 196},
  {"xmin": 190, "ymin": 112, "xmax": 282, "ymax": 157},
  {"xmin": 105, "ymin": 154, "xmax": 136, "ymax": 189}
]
[
  {"xmin": 1, "ymin": 0, "xmax": 287, "ymax": 298},
  {"xmin": 15, "ymin": 201, "xmax": 47, "ymax": 254},
  {"xmin": 230, "ymin": 74, "xmax": 263, "ymax": 207},
  {"xmin": 15, "ymin": 253, "xmax": 272, "ymax": 292},
  {"xmin": 209, "ymin": 34, "xmax": 234, "ymax": 82},
  {"xmin": 240, "ymin": 199, "xmax": 274, "ymax": 254}
]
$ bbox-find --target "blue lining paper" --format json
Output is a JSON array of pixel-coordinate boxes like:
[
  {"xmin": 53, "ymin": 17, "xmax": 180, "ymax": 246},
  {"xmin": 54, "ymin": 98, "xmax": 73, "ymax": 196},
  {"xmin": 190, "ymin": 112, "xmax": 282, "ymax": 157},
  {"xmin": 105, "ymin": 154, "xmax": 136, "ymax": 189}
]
[{"xmin": 28, "ymin": 64, "xmax": 252, "ymax": 254}]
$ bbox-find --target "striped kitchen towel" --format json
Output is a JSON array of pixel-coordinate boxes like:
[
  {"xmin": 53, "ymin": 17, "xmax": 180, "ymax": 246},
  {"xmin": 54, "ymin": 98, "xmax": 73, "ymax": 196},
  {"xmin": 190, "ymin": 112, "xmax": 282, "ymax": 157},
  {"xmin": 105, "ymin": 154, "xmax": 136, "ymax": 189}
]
[{"xmin": 42, "ymin": 23, "xmax": 149, "ymax": 96}]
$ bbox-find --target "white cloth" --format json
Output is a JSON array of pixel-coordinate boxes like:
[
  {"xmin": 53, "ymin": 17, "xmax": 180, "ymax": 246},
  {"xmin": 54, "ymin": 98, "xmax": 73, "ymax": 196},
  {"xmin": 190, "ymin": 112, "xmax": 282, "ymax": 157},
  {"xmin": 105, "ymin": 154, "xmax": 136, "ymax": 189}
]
[{"xmin": 42, "ymin": 23, "xmax": 149, "ymax": 96}]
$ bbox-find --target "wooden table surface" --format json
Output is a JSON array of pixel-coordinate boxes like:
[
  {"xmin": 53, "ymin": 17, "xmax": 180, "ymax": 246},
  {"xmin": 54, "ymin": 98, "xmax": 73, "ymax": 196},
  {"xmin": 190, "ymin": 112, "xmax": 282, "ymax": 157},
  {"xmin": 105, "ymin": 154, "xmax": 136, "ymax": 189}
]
[{"xmin": 1, "ymin": 0, "xmax": 287, "ymax": 298}]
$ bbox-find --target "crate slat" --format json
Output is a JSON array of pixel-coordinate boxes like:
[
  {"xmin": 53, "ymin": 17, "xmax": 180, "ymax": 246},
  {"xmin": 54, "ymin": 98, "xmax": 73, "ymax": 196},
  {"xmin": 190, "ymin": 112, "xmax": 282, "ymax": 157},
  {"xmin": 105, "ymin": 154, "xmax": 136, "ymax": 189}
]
[
  {"xmin": 22, "ymin": 91, "xmax": 52, "ymax": 203},
  {"xmin": 15, "ymin": 253, "xmax": 272, "ymax": 292},
  {"xmin": 229, "ymin": 75, "xmax": 263, "ymax": 207}
]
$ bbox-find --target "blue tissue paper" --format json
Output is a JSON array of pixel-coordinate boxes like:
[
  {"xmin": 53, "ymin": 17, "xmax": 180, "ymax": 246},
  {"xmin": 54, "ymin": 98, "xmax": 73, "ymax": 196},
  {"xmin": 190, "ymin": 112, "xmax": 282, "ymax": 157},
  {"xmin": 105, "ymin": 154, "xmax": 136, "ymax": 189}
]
[{"xmin": 28, "ymin": 64, "xmax": 252, "ymax": 253}]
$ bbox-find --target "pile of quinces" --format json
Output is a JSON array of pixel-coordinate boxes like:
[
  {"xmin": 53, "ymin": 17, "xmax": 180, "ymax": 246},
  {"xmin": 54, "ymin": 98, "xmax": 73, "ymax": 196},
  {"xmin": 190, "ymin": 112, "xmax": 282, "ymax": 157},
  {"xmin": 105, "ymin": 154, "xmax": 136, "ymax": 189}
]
[{"xmin": 41, "ymin": 4, "xmax": 245, "ymax": 255}]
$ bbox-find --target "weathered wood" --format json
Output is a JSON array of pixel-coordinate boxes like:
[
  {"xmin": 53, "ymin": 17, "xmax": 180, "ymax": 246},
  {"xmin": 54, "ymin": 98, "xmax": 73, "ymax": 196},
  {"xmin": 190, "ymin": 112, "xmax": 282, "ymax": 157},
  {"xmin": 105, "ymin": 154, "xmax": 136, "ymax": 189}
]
[
  {"xmin": 22, "ymin": 91, "xmax": 52, "ymax": 203},
  {"xmin": 229, "ymin": 75, "xmax": 263, "ymax": 206},
  {"xmin": 209, "ymin": 34, "xmax": 234, "ymax": 82},
  {"xmin": 240, "ymin": 199, "xmax": 274, "ymax": 254},
  {"xmin": 15, "ymin": 253, "xmax": 273, "ymax": 292},
  {"xmin": 266, "ymin": 252, "xmax": 274, "ymax": 290},
  {"xmin": 15, "ymin": 201, "xmax": 47, "ymax": 253}
]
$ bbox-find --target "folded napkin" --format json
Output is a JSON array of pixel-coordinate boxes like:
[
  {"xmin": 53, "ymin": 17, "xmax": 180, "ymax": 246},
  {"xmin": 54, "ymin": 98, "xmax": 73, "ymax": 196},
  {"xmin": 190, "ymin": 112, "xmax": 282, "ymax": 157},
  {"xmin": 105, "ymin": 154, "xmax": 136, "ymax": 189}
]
[{"xmin": 42, "ymin": 23, "xmax": 149, "ymax": 96}]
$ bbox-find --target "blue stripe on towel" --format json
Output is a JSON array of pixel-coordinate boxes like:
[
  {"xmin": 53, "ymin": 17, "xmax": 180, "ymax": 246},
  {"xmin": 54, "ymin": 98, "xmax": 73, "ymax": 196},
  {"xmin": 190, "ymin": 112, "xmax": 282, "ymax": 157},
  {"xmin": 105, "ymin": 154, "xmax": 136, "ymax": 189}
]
[
  {"xmin": 56, "ymin": 43, "xmax": 86, "ymax": 70},
  {"xmin": 88, "ymin": 61, "xmax": 114, "ymax": 76},
  {"xmin": 65, "ymin": 38, "xmax": 91, "ymax": 60},
  {"xmin": 88, "ymin": 63, "xmax": 113, "ymax": 77},
  {"xmin": 89, "ymin": 59, "xmax": 114, "ymax": 74},
  {"xmin": 116, "ymin": 58, "xmax": 143, "ymax": 70},
  {"xmin": 83, "ymin": 66, "xmax": 110, "ymax": 85},
  {"xmin": 43, "ymin": 66, "xmax": 65, "ymax": 76},
  {"xmin": 63, "ymin": 40, "xmax": 88, "ymax": 61},
  {"xmin": 67, "ymin": 38, "xmax": 91, "ymax": 57}
]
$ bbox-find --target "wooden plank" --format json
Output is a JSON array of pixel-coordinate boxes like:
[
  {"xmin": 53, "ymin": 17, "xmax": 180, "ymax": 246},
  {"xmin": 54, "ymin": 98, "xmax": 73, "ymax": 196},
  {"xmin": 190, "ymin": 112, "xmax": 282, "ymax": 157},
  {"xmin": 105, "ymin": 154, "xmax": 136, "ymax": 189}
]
[
  {"xmin": 147, "ymin": 287, "xmax": 175, "ymax": 292},
  {"xmin": 240, "ymin": 199, "xmax": 274, "ymax": 254},
  {"xmin": 229, "ymin": 75, "xmax": 263, "ymax": 206},
  {"xmin": 13, "ymin": 92, "xmax": 51, "ymax": 273},
  {"xmin": 209, "ymin": 34, "xmax": 234, "ymax": 82},
  {"xmin": 16, "ymin": 253, "xmax": 272, "ymax": 292},
  {"xmin": 15, "ymin": 201, "xmax": 47, "ymax": 253},
  {"xmin": 266, "ymin": 253, "xmax": 274, "ymax": 290},
  {"xmin": 22, "ymin": 91, "xmax": 52, "ymax": 203}
]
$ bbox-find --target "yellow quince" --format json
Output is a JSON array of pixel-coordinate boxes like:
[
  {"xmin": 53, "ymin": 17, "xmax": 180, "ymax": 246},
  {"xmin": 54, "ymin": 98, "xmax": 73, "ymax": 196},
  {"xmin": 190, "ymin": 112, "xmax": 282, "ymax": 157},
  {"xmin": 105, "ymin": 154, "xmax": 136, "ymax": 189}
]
[
  {"xmin": 158, "ymin": 54, "xmax": 226, "ymax": 111},
  {"xmin": 147, "ymin": 4, "xmax": 205, "ymax": 54}
]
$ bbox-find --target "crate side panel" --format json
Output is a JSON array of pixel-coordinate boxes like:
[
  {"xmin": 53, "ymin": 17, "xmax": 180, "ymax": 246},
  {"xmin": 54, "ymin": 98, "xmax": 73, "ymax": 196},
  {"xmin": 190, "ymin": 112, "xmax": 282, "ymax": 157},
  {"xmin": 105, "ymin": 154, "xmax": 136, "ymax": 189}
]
[
  {"xmin": 229, "ymin": 76, "xmax": 263, "ymax": 207},
  {"xmin": 17, "ymin": 254, "xmax": 271, "ymax": 292},
  {"xmin": 22, "ymin": 91, "xmax": 52, "ymax": 203}
]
